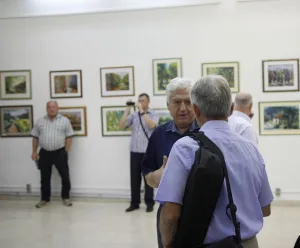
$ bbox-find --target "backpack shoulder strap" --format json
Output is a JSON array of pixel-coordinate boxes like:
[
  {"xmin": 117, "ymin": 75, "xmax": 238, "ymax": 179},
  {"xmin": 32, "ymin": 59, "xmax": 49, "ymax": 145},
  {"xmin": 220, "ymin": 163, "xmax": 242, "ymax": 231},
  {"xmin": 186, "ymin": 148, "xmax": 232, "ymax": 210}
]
[{"xmin": 188, "ymin": 131, "xmax": 242, "ymax": 244}]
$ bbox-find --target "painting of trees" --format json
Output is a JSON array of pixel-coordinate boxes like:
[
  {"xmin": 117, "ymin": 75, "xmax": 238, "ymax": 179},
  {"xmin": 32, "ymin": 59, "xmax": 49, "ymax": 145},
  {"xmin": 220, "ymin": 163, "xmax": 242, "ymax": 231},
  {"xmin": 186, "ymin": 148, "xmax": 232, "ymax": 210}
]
[
  {"xmin": 106, "ymin": 110, "xmax": 130, "ymax": 132},
  {"xmin": 157, "ymin": 62, "xmax": 179, "ymax": 91},
  {"xmin": 106, "ymin": 72, "xmax": 129, "ymax": 91},
  {"xmin": 268, "ymin": 64, "xmax": 294, "ymax": 86},
  {"xmin": 207, "ymin": 67, "xmax": 235, "ymax": 88}
]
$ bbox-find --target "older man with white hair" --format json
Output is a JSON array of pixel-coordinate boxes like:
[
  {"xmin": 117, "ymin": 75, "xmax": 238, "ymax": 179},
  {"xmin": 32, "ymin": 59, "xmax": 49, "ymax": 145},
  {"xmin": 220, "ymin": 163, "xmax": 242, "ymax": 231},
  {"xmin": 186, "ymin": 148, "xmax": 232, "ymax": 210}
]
[
  {"xmin": 156, "ymin": 75, "xmax": 273, "ymax": 248},
  {"xmin": 142, "ymin": 77, "xmax": 199, "ymax": 248},
  {"xmin": 228, "ymin": 92, "xmax": 258, "ymax": 144}
]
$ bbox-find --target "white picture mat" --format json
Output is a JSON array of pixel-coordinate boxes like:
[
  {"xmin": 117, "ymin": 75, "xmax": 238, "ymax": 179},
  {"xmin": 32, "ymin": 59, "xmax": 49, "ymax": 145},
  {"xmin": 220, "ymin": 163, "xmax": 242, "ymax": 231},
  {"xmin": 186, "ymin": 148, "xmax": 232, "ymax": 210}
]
[
  {"xmin": 50, "ymin": 71, "xmax": 82, "ymax": 98},
  {"xmin": 153, "ymin": 58, "xmax": 182, "ymax": 95},
  {"xmin": 0, "ymin": 71, "xmax": 31, "ymax": 99},
  {"xmin": 263, "ymin": 60, "xmax": 299, "ymax": 92},
  {"xmin": 59, "ymin": 107, "xmax": 86, "ymax": 135},
  {"xmin": 101, "ymin": 67, "xmax": 134, "ymax": 97}
]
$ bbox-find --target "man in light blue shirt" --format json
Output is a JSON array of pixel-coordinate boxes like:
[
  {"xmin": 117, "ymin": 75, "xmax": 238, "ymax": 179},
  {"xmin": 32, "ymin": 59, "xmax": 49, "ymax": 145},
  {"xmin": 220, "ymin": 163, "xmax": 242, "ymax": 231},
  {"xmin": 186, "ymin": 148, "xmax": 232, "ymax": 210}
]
[{"xmin": 155, "ymin": 75, "xmax": 273, "ymax": 248}]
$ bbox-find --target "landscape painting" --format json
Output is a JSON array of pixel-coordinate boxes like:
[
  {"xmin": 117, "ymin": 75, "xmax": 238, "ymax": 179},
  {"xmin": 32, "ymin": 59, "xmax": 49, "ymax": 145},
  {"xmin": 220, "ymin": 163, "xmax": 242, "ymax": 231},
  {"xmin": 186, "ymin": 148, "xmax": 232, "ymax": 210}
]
[
  {"xmin": 153, "ymin": 58, "xmax": 182, "ymax": 95},
  {"xmin": 50, "ymin": 70, "xmax": 83, "ymax": 98},
  {"xmin": 101, "ymin": 106, "xmax": 132, "ymax": 136},
  {"xmin": 154, "ymin": 108, "xmax": 173, "ymax": 125},
  {"xmin": 0, "ymin": 70, "xmax": 32, "ymax": 100},
  {"xmin": 263, "ymin": 59, "xmax": 299, "ymax": 92},
  {"xmin": 202, "ymin": 62, "xmax": 239, "ymax": 93},
  {"xmin": 0, "ymin": 105, "xmax": 33, "ymax": 137},
  {"xmin": 100, "ymin": 66, "xmax": 135, "ymax": 97},
  {"xmin": 259, "ymin": 101, "xmax": 300, "ymax": 135},
  {"xmin": 59, "ymin": 106, "xmax": 87, "ymax": 136}
]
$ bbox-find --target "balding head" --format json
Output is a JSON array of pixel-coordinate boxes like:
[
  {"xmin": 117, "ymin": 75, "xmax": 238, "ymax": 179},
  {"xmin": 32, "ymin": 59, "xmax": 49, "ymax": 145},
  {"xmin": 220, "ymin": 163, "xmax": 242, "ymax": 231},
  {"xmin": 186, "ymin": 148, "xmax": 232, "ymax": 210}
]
[
  {"xmin": 46, "ymin": 101, "xmax": 59, "ymax": 119},
  {"xmin": 234, "ymin": 92, "xmax": 253, "ymax": 116}
]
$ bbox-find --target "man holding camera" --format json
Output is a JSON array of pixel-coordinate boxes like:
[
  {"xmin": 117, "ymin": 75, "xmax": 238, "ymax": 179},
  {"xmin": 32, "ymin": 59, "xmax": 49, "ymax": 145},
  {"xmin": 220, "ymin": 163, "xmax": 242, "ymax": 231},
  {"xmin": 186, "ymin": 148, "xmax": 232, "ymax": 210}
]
[{"xmin": 120, "ymin": 93, "xmax": 159, "ymax": 213}]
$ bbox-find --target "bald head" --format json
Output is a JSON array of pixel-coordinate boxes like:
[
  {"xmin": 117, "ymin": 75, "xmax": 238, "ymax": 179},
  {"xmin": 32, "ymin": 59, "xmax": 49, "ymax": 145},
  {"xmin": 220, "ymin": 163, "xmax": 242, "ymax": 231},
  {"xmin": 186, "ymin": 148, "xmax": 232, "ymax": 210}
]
[{"xmin": 234, "ymin": 92, "xmax": 253, "ymax": 116}]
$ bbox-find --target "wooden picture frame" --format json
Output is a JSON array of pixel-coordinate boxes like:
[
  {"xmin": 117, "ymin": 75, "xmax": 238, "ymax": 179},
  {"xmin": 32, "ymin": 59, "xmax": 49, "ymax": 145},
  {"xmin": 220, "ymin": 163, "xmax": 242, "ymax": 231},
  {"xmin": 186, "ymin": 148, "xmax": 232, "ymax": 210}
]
[
  {"xmin": 202, "ymin": 62, "xmax": 240, "ymax": 93},
  {"xmin": 100, "ymin": 66, "xmax": 135, "ymax": 97},
  {"xmin": 50, "ymin": 70, "xmax": 83, "ymax": 98},
  {"xmin": 101, "ymin": 106, "xmax": 132, "ymax": 136},
  {"xmin": 59, "ymin": 106, "xmax": 87, "ymax": 136},
  {"xmin": 0, "ymin": 105, "xmax": 33, "ymax": 137},
  {"xmin": 262, "ymin": 59, "xmax": 299, "ymax": 92},
  {"xmin": 153, "ymin": 58, "xmax": 182, "ymax": 95},
  {"xmin": 0, "ymin": 70, "xmax": 32, "ymax": 100},
  {"xmin": 259, "ymin": 101, "xmax": 300, "ymax": 135}
]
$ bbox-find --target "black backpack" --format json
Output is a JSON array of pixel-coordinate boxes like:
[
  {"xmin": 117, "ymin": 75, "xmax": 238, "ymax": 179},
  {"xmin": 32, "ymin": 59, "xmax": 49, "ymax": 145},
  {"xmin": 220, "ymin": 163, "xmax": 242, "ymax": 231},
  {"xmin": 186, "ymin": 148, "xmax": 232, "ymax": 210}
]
[{"xmin": 173, "ymin": 131, "xmax": 243, "ymax": 248}]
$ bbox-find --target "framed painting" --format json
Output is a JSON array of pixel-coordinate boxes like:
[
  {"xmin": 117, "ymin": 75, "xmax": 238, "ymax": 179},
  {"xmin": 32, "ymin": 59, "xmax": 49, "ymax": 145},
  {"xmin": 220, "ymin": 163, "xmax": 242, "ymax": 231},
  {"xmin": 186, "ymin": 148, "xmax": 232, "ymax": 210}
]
[
  {"xmin": 50, "ymin": 70, "xmax": 83, "ymax": 98},
  {"xmin": 262, "ymin": 59, "xmax": 299, "ymax": 92},
  {"xmin": 202, "ymin": 62, "xmax": 239, "ymax": 93},
  {"xmin": 0, "ymin": 105, "xmax": 33, "ymax": 137},
  {"xmin": 101, "ymin": 106, "xmax": 132, "ymax": 136},
  {"xmin": 153, "ymin": 108, "xmax": 173, "ymax": 125},
  {"xmin": 153, "ymin": 58, "xmax": 182, "ymax": 95},
  {"xmin": 100, "ymin": 66, "xmax": 135, "ymax": 97},
  {"xmin": 59, "ymin": 106, "xmax": 87, "ymax": 136},
  {"xmin": 0, "ymin": 70, "xmax": 32, "ymax": 100},
  {"xmin": 259, "ymin": 101, "xmax": 300, "ymax": 135}
]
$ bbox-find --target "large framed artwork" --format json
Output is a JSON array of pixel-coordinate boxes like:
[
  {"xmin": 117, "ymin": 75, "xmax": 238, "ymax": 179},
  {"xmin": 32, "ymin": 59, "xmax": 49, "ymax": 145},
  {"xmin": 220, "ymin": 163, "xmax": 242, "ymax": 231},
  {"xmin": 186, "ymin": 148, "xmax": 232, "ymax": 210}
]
[
  {"xmin": 0, "ymin": 105, "xmax": 33, "ymax": 137},
  {"xmin": 153, "ymin": 58, "xmax": 182, "ymax": 95},
  {"xmin": 259, "ymin": 101, "xmax": 300, "ymax": 135},
  {"xmin": 0, "ymin": 70, "xmax": 32, "ymax": 100},
  {"xmin": 100, "ymin": 66, "xmax": 135, "ymax": 97},
  {"xmin": 101, "ymin": 106, "xmax": 132, "ymax": 136},
  {"xmin": 59, "ymin": 106, "xmax": 87, "ymax": 136},
  {"xmin": 50, "ymin": 70, "xmax": 83, "ymax": 98},
  {"xmin": 262, "ymin": 59, "xmax": 299, "ymax": 92},
  {"xmin": 153, "ymin": 108, "xmax": 173, "ymax": 125},
  {"xmin": 202, "ymin": 62, "xmax": 239, "ymax": 93}
]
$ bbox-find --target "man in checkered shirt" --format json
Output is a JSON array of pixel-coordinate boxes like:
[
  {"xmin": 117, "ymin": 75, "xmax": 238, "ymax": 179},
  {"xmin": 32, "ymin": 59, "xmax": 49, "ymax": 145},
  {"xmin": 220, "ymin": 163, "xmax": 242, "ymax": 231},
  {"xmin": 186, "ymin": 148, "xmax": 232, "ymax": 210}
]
[{"xmin": 31, "ymin": 101, "xmax": 74, "ymax": 208}]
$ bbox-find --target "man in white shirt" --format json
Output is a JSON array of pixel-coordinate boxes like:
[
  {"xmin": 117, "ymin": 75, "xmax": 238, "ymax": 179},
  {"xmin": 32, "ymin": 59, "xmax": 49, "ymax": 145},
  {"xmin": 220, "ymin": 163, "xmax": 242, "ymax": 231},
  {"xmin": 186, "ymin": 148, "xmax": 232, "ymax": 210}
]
[{"xmin": 228, "ymin": 92, "xmax": 258, "ymax": 144}]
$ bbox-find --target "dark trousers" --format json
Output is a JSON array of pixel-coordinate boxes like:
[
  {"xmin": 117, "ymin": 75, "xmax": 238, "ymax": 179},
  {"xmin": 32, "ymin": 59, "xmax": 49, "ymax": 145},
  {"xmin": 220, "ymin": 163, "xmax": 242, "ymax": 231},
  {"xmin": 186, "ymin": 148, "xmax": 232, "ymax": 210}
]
[
  {"xmin": 130, "ymin": 152, "xmax": 154, "ymax": 207},
  {"xmin": 157, "ymin": 204, "xmax": 163, "ymax": 248},
  {"xmin": 38, "ymin": 147, "xmax": 71, "ymax": 201}
]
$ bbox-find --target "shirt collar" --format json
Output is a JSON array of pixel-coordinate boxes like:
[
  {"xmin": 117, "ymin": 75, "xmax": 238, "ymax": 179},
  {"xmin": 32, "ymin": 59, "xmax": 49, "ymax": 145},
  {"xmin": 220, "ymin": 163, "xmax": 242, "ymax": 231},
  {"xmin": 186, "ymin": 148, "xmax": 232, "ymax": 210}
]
[
  {"xmin": 166, "ymin": 119, "xmax": 199, "ymax": 134},
  {"xmin": 44, "ymin": 113, "xmax": 62, "ymax": 120},
  {"xmin": 200, "ymin": 120, "xmax": 230, "ymax": 131},
  {"xmin": 232, "ymin": 110, "xmax": 251, "ymax": 123}
]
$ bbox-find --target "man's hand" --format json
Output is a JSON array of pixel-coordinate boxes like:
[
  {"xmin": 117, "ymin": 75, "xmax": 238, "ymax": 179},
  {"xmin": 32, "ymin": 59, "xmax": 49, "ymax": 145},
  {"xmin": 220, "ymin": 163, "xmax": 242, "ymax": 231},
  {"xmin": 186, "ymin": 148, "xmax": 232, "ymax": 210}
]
[
  {"xmin": 145, "ymin": 156, "xmax": 168, "ymax": 188},
  {"xmin": 32, "ymin": 151, "xmax": 38, "ymax": 161},
  {"xmin": 137, "ymin": 102, "xmax": 144, "ymax": 114}
]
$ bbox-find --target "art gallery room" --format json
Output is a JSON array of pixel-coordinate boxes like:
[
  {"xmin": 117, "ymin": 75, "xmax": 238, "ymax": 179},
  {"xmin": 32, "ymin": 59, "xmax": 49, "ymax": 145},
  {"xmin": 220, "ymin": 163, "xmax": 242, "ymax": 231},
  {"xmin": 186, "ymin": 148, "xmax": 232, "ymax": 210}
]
[{"xmin": 1, "ymin": 0, "xmax": 300, "ymax": 247}]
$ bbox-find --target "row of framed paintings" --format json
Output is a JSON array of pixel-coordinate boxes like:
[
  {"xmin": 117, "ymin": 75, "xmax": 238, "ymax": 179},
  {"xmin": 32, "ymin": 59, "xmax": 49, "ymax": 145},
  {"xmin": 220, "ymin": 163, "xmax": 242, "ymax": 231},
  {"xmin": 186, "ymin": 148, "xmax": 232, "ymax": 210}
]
[
  {"xmin": 1, "ymin": 101, "xmax": 300, "ymax": 138},
  {"xmin": 1, "ymin": 58, "xmax": 299, "ymax": 100}
]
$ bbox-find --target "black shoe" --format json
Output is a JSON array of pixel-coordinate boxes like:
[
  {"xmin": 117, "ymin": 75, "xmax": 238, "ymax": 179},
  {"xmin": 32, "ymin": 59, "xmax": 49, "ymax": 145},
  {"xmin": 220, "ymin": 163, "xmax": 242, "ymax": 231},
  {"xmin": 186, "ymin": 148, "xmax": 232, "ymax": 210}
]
[
  {"xmin": 125, "ymin": 205, "xmax": 139, "ymax": 212},
  {"xmin": 146, "ymin": 206, "xmax": 154, "ymax": 212}
]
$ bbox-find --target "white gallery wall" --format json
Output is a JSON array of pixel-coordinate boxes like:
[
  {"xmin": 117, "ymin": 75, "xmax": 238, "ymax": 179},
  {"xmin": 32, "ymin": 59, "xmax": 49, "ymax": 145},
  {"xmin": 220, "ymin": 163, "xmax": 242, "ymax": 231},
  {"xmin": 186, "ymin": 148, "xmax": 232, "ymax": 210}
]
[{"xmin": 0, "ymin": 0, "xmax": 300, "ymax": 200}]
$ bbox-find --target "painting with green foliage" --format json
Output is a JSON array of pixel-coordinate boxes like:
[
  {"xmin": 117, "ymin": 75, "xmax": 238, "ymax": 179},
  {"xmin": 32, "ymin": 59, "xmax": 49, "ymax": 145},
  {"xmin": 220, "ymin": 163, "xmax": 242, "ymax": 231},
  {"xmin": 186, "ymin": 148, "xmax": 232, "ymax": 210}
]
[
  {"xmin": 153, "ymin": 58, "xmax": 182, "ymax": 95},
  {"xmin": 154, "ymin": 109, "xmax": 173, "ymax": 125},
  {"xmin": 105, "ymin": 72, "xmax": 129, "ymax": 91},
  {"xmin": 206, "ymin": 67, "xmax": 235, "ymax": 88},
  {"xmin": 106, "ymin": 110, "xmax": 130, "ymax": 132},
  {"xmin": 0, "ymin": 106, "xmax": 33, "ymax": 137},
  {"xmin": 5, "ymin": 76, "xmax": 27, "ymax": 94}
]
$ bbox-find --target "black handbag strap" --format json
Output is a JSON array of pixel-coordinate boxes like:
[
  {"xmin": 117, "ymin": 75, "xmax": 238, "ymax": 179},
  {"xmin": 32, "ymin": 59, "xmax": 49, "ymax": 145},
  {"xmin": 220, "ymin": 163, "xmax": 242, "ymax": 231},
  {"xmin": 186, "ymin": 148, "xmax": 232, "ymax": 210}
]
[
  {"xmin": 138, "ymin": 112, "xmax": 149, "ymax": 141},
  {"xmin": 192, "ymin": 131, "xmax": 241, "ymax": 244}
]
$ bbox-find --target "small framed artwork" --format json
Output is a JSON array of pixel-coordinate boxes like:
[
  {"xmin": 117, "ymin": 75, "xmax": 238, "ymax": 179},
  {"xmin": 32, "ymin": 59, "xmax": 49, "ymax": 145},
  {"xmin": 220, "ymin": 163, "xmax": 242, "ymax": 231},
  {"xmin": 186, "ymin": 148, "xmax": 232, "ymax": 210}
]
[
  {"xmin": 0, "ymin": 105, "xmax": 33, "ymax": 137},
  {"xmin": 59, "ymin": 106, "xmax": 87, "ymax": 136},
  {"xmin": 259, "ymin": 101, "xmax": 300, "ymax": 135},
  {"xmin": 262, "ymin": 59, "xmax": 299, "ymax": 92},
  {"xmin": 202, "ymin": 62, "xmax": 239, "ymax": 93},
  {"xmin": 153, "ymin": 108, "xmax": 173, "ymax": 125},
  {"xmin": 101, "ymin": 106, "xmax": 132, "ymax": 136},
  {"xmin": 100, "ymin": 66, "xmax": 135, "ymax": 97},
  {"xmin": 50, "ymin": 70, "xmax": 83, "ymax": 98},
  {"xmin": 153, "ymin": 58, "xmax": 182, "ymax": 95},
  {"xmin": 0, "ymin": 70, "xmax": 32, "ymax": 100}
]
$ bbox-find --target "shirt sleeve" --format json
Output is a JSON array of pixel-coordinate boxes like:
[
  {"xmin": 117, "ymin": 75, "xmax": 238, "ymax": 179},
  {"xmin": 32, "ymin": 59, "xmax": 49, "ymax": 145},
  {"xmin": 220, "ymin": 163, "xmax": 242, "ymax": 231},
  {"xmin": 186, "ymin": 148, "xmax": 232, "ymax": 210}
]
[
  {"xmin": 242, "ymin": 126, "xmax": 258, "ymax": 144},
  {"xmin": 151, "ymin": 112, "xmax": 160, "ymax": 128},
  {"xmin": 142, "ymin": 131, "xmax": 159, "ymax": 175},
  {"xmin": 155, "ymin": 137, "xmax": 195, "ymax": 205},
  {"xmin": 258, "ymin": 165, "xmax": 274, "ymax": 208},
  {"xmin": 126, "ymin": 113, "xmax": 134, "ymax": 127},
  {"xmin": 65, "ymin": 119, "xmax": 75, "ymax": 138},
  {"xmin": 30, "ymin": 119, "xmax": 40, "ymax": 138}
]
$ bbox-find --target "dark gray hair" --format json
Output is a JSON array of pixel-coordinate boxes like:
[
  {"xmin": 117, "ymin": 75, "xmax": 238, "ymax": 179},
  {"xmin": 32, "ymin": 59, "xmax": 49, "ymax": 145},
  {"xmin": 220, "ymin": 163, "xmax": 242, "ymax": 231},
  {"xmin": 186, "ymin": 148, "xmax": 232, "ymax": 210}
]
[{"xmin": 190, "ymin": 75, "xmax": 232, "ymax": 118}]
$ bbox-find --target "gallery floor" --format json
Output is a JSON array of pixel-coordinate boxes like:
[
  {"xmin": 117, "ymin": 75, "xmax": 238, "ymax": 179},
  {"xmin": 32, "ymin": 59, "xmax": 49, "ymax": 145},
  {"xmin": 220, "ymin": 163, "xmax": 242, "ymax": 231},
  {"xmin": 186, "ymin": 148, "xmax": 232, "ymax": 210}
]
[{"xmin": 0, "ymin": 197, "xmax": 299, "ymax": 248}]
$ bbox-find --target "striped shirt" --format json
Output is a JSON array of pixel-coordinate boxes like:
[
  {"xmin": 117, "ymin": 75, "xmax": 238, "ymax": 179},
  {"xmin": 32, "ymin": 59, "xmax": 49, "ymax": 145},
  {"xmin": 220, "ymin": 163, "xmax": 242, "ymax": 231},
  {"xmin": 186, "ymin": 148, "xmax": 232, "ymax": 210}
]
[
  {"xmin": 127, "ymin": 109, "xmax": 159, "ymax": 153},
  {"xmin": 31, "ymin": 114, "xmax": 74, "ymax": 151}
]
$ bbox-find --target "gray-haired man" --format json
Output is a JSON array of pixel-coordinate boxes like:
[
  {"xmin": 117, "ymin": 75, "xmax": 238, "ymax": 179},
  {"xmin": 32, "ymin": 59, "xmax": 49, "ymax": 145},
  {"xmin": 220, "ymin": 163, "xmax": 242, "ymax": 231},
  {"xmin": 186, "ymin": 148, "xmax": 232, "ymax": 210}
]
[{"xmin": 31, "ymin": 101, "xmax": 74, "ymax": 208}]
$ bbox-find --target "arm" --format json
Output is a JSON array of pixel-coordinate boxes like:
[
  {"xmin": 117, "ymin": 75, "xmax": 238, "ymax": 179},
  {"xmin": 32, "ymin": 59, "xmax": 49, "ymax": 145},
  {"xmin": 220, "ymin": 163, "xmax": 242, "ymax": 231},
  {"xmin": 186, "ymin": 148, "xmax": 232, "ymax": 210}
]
[
  {"xmin": 119, "ymin": 106, "xmax": 132, "ymax": 129},
  {"xmin": 145, "ymin": 155, "xmax": 168, "ymax": 188},
  {"xmin": 65, "ymin": 138, "xmax": 72, "ymax": 152},
  {"xmin": 142, "ymin": 113, "xmax": 157, "ymax": 129},
  {"xmin": 32, "ymin": 137, "xmax": 39, "ymax": 160},
  {"xmin": 262, "ymin": 204, "xmax": 271, "ymax": 217},
  {"xmin": 65, "ymin": 119, "xmax": 74, "ymax": 152}
]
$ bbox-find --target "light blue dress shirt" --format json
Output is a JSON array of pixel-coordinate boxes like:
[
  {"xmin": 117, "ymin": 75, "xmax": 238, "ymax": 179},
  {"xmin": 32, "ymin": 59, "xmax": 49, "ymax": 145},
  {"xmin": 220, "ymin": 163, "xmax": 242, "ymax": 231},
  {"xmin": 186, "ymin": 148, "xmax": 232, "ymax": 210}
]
[{"xmin": 155, "ymin": 120, "xmax": 273, "ymax": 244}]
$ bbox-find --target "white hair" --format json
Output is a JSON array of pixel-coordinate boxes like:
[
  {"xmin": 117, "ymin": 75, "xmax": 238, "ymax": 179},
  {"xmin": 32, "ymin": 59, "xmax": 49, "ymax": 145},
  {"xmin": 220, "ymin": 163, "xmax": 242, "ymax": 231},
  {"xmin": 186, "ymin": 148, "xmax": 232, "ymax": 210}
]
[
  {"xmin": 234, "ymin": 92, "xmax": 253, "ymax": 108},
  {"xmin": 166, "ymin": 77, "xmax": 194, "ymax": 103},
  {"xmin": 190, "ymin": 75, "xmax": 232, "ymax": 118}
]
